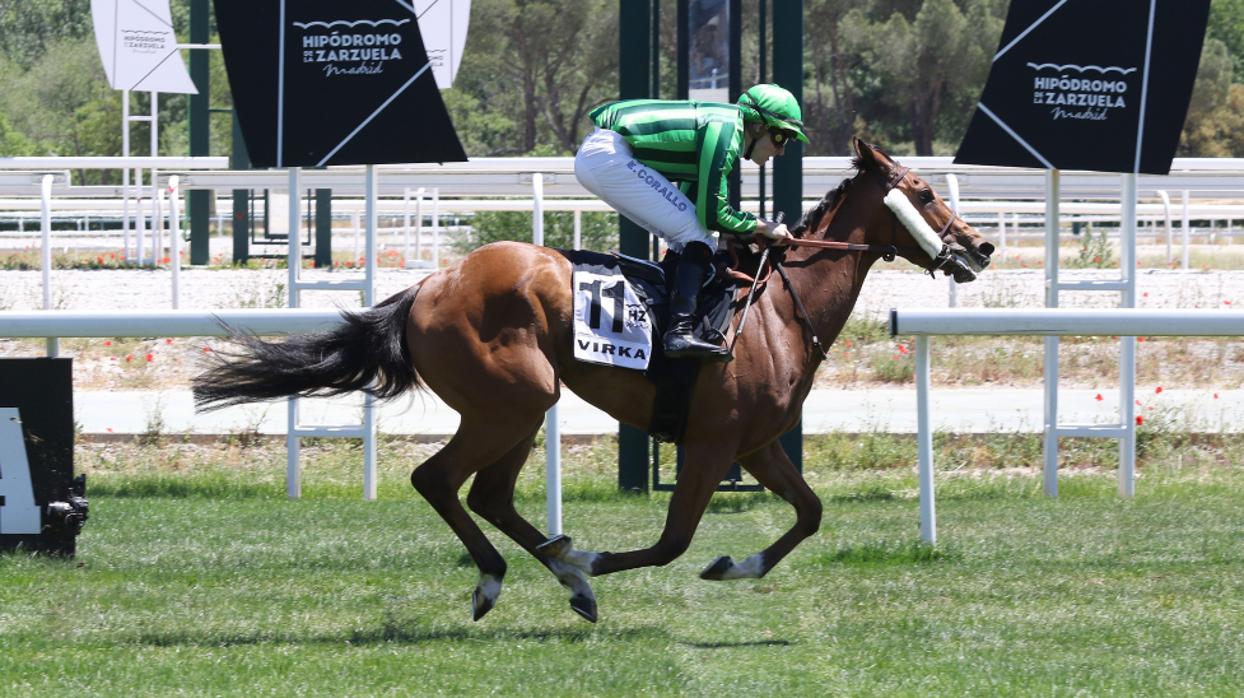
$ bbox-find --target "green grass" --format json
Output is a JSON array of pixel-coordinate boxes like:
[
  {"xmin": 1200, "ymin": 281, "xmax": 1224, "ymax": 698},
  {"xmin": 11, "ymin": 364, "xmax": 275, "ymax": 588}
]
[{"xmin": 3, "ymin": 443, "xmax": 1244, "ymax": 695}]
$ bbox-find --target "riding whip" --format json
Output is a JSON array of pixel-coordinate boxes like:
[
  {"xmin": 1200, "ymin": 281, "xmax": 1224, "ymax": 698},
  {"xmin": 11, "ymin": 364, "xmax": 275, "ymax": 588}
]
[{"xmin": 732, "ymin": 213, "xmax": 783, "ymax": 348}]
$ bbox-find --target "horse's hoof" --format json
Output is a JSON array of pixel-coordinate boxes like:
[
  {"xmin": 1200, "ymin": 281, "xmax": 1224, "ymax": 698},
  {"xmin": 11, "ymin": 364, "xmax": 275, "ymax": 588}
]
[
  {"xmin": 471, "ymin": 573, "xmax": 502, "ymax": 621},
  {"xmin": 569, "ymin": 592, "xmax": 598, "ymax": 623},
  {"xmin": 700, "ymin": 555, "xmax": 734, "ymax": 581},
  {"xmin": 472, "ymin": 586, "xmax": 495, "ymax": 621},
  {"xmin": 536, "ymin": 534, "xmax": 572, "ymax": 560}
]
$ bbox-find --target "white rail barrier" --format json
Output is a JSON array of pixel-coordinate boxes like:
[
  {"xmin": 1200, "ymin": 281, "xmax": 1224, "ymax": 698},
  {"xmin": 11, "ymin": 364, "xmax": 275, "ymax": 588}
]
[
  {"xmin": 0, "ymin": 308, "xmax": 563, "ymax": 523},
  {"xmin": 0, "ymin": 309, "xmax": 344, "ymax": 337},
  {"xmin": 890, "ymin": 308, "xmax": 1244, "ymax": 545}
]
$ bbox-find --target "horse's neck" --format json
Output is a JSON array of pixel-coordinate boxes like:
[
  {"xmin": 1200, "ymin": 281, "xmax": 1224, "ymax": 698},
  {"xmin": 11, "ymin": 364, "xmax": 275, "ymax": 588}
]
[{"xmin": 783, "ymin": 184, "xmax": 882, "ymax": 359}]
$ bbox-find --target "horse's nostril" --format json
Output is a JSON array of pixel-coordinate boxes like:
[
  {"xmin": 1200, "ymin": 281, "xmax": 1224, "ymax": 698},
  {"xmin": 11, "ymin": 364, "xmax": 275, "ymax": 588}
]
[{"xmin": 978, "ymin": 242, "xmax": 995, "ymax": 257}]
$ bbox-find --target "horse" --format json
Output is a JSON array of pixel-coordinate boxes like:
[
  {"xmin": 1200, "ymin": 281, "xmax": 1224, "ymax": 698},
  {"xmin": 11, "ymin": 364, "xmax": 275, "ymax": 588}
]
[{"xmin": 193, "ymin": 138, "xmax": 993, "ymax": 623}]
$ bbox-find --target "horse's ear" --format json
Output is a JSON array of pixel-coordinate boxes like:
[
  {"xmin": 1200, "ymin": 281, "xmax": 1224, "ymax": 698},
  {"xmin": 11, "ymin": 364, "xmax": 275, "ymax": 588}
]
[{"xmin": 853, "ymin": 137, "xmax": 881, "ymax": 171}]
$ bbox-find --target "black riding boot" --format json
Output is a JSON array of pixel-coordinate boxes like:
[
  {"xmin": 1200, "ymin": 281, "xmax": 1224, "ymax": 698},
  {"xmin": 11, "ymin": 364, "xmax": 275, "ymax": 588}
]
[{"xmin": 663, "ymin": 242, "xmax": 731, "ymax": 361}]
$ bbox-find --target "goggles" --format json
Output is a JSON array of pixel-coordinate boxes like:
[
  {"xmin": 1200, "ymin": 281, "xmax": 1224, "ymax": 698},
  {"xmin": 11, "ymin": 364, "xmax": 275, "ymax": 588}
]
[{"xmin": 769, "ymin": 128, "xmax": 797, "ymax": 146}]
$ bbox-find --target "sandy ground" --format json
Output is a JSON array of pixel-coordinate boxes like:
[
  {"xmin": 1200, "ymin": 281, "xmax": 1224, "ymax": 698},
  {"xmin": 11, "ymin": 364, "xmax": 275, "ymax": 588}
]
[{"xmin": 2, "ymin": 261, "xmax": 1242, "ymax": 316}]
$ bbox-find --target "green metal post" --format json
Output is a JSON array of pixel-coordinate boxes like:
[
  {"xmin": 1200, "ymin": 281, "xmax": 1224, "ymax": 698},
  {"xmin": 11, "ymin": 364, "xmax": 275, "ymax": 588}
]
[
  {"xmin": 773, "ymin": 0, "xmax": 803, "ymax": 469},
  {"xmin": 617, "ymin": 0, "xmax": 655, "ymax": 492},
  {"xmin": 315, "ymin": 189, "xmax": 333, "ymax": 268},
  {"xmin": 188, "ymin": 0, "xmax": 210, "ymax": 265},
  {"xmin": 231, "ymin": 114, "xmax": 250, "ymax": 264}
]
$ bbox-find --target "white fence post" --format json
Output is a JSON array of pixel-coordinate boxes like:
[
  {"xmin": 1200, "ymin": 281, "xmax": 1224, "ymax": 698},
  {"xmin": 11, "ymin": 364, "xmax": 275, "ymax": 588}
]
[
  {"xmin": 532, "ymin": 173, "xmax": 563, "ymax": 535},
  {"xmin": 916, "ymin": 335, "xmax": 935, "ymax": 544},
  {"xmin": 945, "ymin": 174, "xmax": 961, "ymax": 308}
]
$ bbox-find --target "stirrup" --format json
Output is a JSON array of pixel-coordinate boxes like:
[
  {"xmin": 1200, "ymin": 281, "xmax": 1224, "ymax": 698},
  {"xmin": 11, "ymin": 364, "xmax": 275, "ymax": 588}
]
[{"xmin": 663, "ymin": 332, "xmax": 732, "ymax": 361}]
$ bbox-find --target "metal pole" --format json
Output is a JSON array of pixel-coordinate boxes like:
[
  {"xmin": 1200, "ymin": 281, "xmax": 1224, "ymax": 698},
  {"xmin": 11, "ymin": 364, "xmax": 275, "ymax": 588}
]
[
  {"xmin": 946, "ymin": 174, "xmax": 961, "ymax": 308},
  {"xmin": 363, "ymin": 165, "xmax": 378, "ymax": 500},
  {"xmin": 1181, "ymin": 189, "xmax": 1191, "ymax": 270},
  {"xmin": 403, "ymin": 187, "xmax": 412, "ymax": 264},
  {"xmin": 122, "ymin": 90, "xmax": 131, "ymax": 260},
  {"xmin": 40, "ymin": 175, "xmax": 58, "ymax": 357},
  {"xmin": 432, "ymin": 188, "xmax": 440, "ymax": 269},
  {"xmin": 286, "ymin": 167, "xmax": 302, "ymax": 499},
  {"xmin": 532, "ymin": 174, "xmax": 562, "ymax": 534},
  {"xmin": 135, "ymin": 169, "xmax": 146, "ymax": 266},
  {"xmin": 1043, "ymin": 169, "xmax": 1060, "ymax": 497},
  {"xmin": 150, "ymin": 91, "xmax": 160, "ymax": 266},
  {"xmin": 1157, "ymin": 189, "xmax": 1172, "ymax": 263},
  {"xmin": 916, "ymin": 335, "xmax": 935, "ymax": 544},
  {"xmin": 1120, "ymin": 174, "xmax": 1138, "ymax": 498},
  {"xmin": 169, "ymin": 176, "xmax": 181, "ymax": 308},
  {"xmin": 997, "ymin": 211, "xmax": 1007, "ymax": 258},
  {"xmin": 573, "ymin": 209, "xmax": 582, "ymax": 251},
  {"xmin": 415, "ymin": 187, "xmax": 424, "ymax": 264}
]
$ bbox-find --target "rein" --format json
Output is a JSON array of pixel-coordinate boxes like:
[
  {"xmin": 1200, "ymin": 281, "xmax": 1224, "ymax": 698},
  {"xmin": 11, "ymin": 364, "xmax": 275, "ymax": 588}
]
[{"xmin": 755, "ymin": 165, "xmax": 958, "ymax": 361}]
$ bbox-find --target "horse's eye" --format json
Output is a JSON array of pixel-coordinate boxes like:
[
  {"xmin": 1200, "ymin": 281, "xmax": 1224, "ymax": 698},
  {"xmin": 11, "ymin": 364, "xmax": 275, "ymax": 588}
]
[{"xmin": 918, "ymin": 189, "xmax": 935, "ymax": 205}]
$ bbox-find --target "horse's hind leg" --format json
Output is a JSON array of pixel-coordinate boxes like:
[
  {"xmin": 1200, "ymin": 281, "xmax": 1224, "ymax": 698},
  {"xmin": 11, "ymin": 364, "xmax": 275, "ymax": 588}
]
[
  {"xmin": 466, "ymin": 434, "xmax": 599, "ymax": 622},
  {"xmin": 700, "ymin": 440, "xmax": 823, "ymax": 581},
  {"xmin": 411, "ymin": 417, "xmax": 544, "ymax": 621}
]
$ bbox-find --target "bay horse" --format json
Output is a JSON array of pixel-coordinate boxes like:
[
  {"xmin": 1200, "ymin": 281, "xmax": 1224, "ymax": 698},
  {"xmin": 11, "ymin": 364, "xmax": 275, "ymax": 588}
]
[{"xmin": 194, "ymin": 138, "xmax": 993, "ymax": 623}]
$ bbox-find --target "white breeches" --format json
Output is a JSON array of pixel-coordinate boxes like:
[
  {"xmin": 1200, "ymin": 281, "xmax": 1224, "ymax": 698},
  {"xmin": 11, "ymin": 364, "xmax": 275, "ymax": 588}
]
[{"xmin": 574, "ymin": 128, "xmax": 717, "ymax": 253}]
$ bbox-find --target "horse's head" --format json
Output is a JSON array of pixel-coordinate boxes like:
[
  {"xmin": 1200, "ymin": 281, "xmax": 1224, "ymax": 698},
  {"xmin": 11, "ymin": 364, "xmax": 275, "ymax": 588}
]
[{"xmin": 852, "ymin": 137, "xmax": 993, "ymax": 282}]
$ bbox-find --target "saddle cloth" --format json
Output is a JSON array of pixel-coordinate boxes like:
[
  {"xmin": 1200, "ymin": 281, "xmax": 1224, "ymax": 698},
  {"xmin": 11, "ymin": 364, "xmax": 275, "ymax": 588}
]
[{"xmin": 559, "ymin": 248, "xmax": 745, "ymax": 442}]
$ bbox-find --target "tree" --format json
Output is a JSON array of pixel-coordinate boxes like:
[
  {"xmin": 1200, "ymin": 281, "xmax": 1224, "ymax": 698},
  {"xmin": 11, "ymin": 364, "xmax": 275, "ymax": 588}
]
[
  {"xmin": 840, "ymin": 0, "xmax": 1002, "ymax": 155},
  {"xmin": 0, "ymin": 0, "xmax": 93, "ymax": 69},
  {"xmin": 447, "ymin": 0, "xmax": 617, "ymax": 156},
  {"xmin": 804, "ymin": 0, "xmax": 861, "ymax": 155},
  {"xmin": 1181, "ymin": 38, "xmax": 1238, "ymax": 155},
  {"xmin": 0, "ymin": 111, "xmax": 31, "ymax": 155},
  {"xmin": 1209, "ymin": 0, "xmax": 1244, "ymax": 76}
]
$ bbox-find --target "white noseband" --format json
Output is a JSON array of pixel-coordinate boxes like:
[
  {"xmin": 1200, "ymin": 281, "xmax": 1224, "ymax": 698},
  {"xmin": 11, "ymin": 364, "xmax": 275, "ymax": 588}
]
[{"xmin": 883, "ymin": 188, "xmax": 944, "ymax": 259}]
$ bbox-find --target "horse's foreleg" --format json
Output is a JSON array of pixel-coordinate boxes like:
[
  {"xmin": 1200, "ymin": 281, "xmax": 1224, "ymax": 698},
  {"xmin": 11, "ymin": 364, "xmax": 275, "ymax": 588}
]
[
  {"xmin": 700, "ymin": 440, "xmax": 822, "ymax": 581},
  {"xmin": 466, "ymin": 434, "xmax": 599, "ymax": 623},
  {"xmin": 411, "ymin": 419, "xmax": 541, "ymax": 621},
  {"xmin": 585, "ymin": 444, "xmax": 734, "ymax": 576}
]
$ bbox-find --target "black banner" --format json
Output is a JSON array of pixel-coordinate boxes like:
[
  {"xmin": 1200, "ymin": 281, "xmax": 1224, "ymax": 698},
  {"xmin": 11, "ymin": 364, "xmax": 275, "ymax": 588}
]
[
  {"xmin": 213, "ymin": 0, "xmax": 468, "ymax": 168},
  {"xmin": 955, "ymin": 0, "xmax": 1210, "ymax": 174},
  {"xmin": 0, "ymin": 359, "xmax": 86, "ymax": 557}
]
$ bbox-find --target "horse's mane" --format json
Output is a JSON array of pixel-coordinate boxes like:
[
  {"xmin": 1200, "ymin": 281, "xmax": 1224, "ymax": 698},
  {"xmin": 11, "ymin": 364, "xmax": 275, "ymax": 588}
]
[{"xmin": 790, "ymin": 154, "xmax": 868, "ymax": 237}]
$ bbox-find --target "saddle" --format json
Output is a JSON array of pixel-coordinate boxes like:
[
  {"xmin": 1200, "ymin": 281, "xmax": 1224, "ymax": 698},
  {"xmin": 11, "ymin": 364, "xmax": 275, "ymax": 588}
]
[{"xmin": 559, "ymin": 245, "xmax": 770, "ymax": 442}]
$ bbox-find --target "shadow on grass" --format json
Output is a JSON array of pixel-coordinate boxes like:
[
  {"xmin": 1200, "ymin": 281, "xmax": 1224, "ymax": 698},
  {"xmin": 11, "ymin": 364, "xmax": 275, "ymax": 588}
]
[
  {"xmin": 131, "ymin": 623, "xmax": 669, "ymax": 647},
  {"xmin": 802, "ymin": 540, "xmax": 962, "ymax": 569},
  {"xmin": 680, "ymin": 639, "xmax": 794, "ymax": 649},
  {"xmin": 826, "ymin": 485, "xmax": 896, "ymax": 503}
]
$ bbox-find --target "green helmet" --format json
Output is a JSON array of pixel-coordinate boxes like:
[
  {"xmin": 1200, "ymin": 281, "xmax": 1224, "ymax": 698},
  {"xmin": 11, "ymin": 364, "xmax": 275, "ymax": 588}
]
[{"xmin": 737, "ymin": 83, "xmax": 808, "ymax": 144}]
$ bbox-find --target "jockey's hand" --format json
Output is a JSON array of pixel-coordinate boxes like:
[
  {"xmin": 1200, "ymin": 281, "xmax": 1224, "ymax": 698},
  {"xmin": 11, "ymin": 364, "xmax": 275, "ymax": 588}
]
[{"xmin": 756, "ymin": 218, "xmax": 793, "ymax": 244}]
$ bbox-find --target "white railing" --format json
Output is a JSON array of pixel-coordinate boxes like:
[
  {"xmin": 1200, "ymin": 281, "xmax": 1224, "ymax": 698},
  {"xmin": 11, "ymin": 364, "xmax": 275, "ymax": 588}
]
[
  {"xmin": 0, "ymin": 307, "xmax": 565, "ymax": 528},
  {"xmin": 890, "ymin": 308, "xmax": 1244, "ymax": 545}
]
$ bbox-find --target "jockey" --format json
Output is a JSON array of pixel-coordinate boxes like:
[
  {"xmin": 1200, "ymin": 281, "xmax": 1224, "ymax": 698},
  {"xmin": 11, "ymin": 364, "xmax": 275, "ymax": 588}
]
[{"xmin": 575, "ymin": 83, "xmax": 808, "ymax": 360}]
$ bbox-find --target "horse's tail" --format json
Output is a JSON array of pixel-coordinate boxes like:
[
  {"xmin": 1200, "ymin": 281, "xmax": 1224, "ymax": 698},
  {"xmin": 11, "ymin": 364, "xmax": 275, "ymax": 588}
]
[{"xmin": 193, "ymin": 286, "xmax": 421, "ymax": 412}]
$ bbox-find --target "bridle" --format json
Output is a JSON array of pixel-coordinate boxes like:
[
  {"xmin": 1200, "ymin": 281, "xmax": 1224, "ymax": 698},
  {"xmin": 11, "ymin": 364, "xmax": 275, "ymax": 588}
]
[
  {"xmin": 757, "ymin": 165, "xmax": 963, "ymax": 361},
  {"xmin": 781, "ymin": 166, "xmax": 957, "ymax": 271}
]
